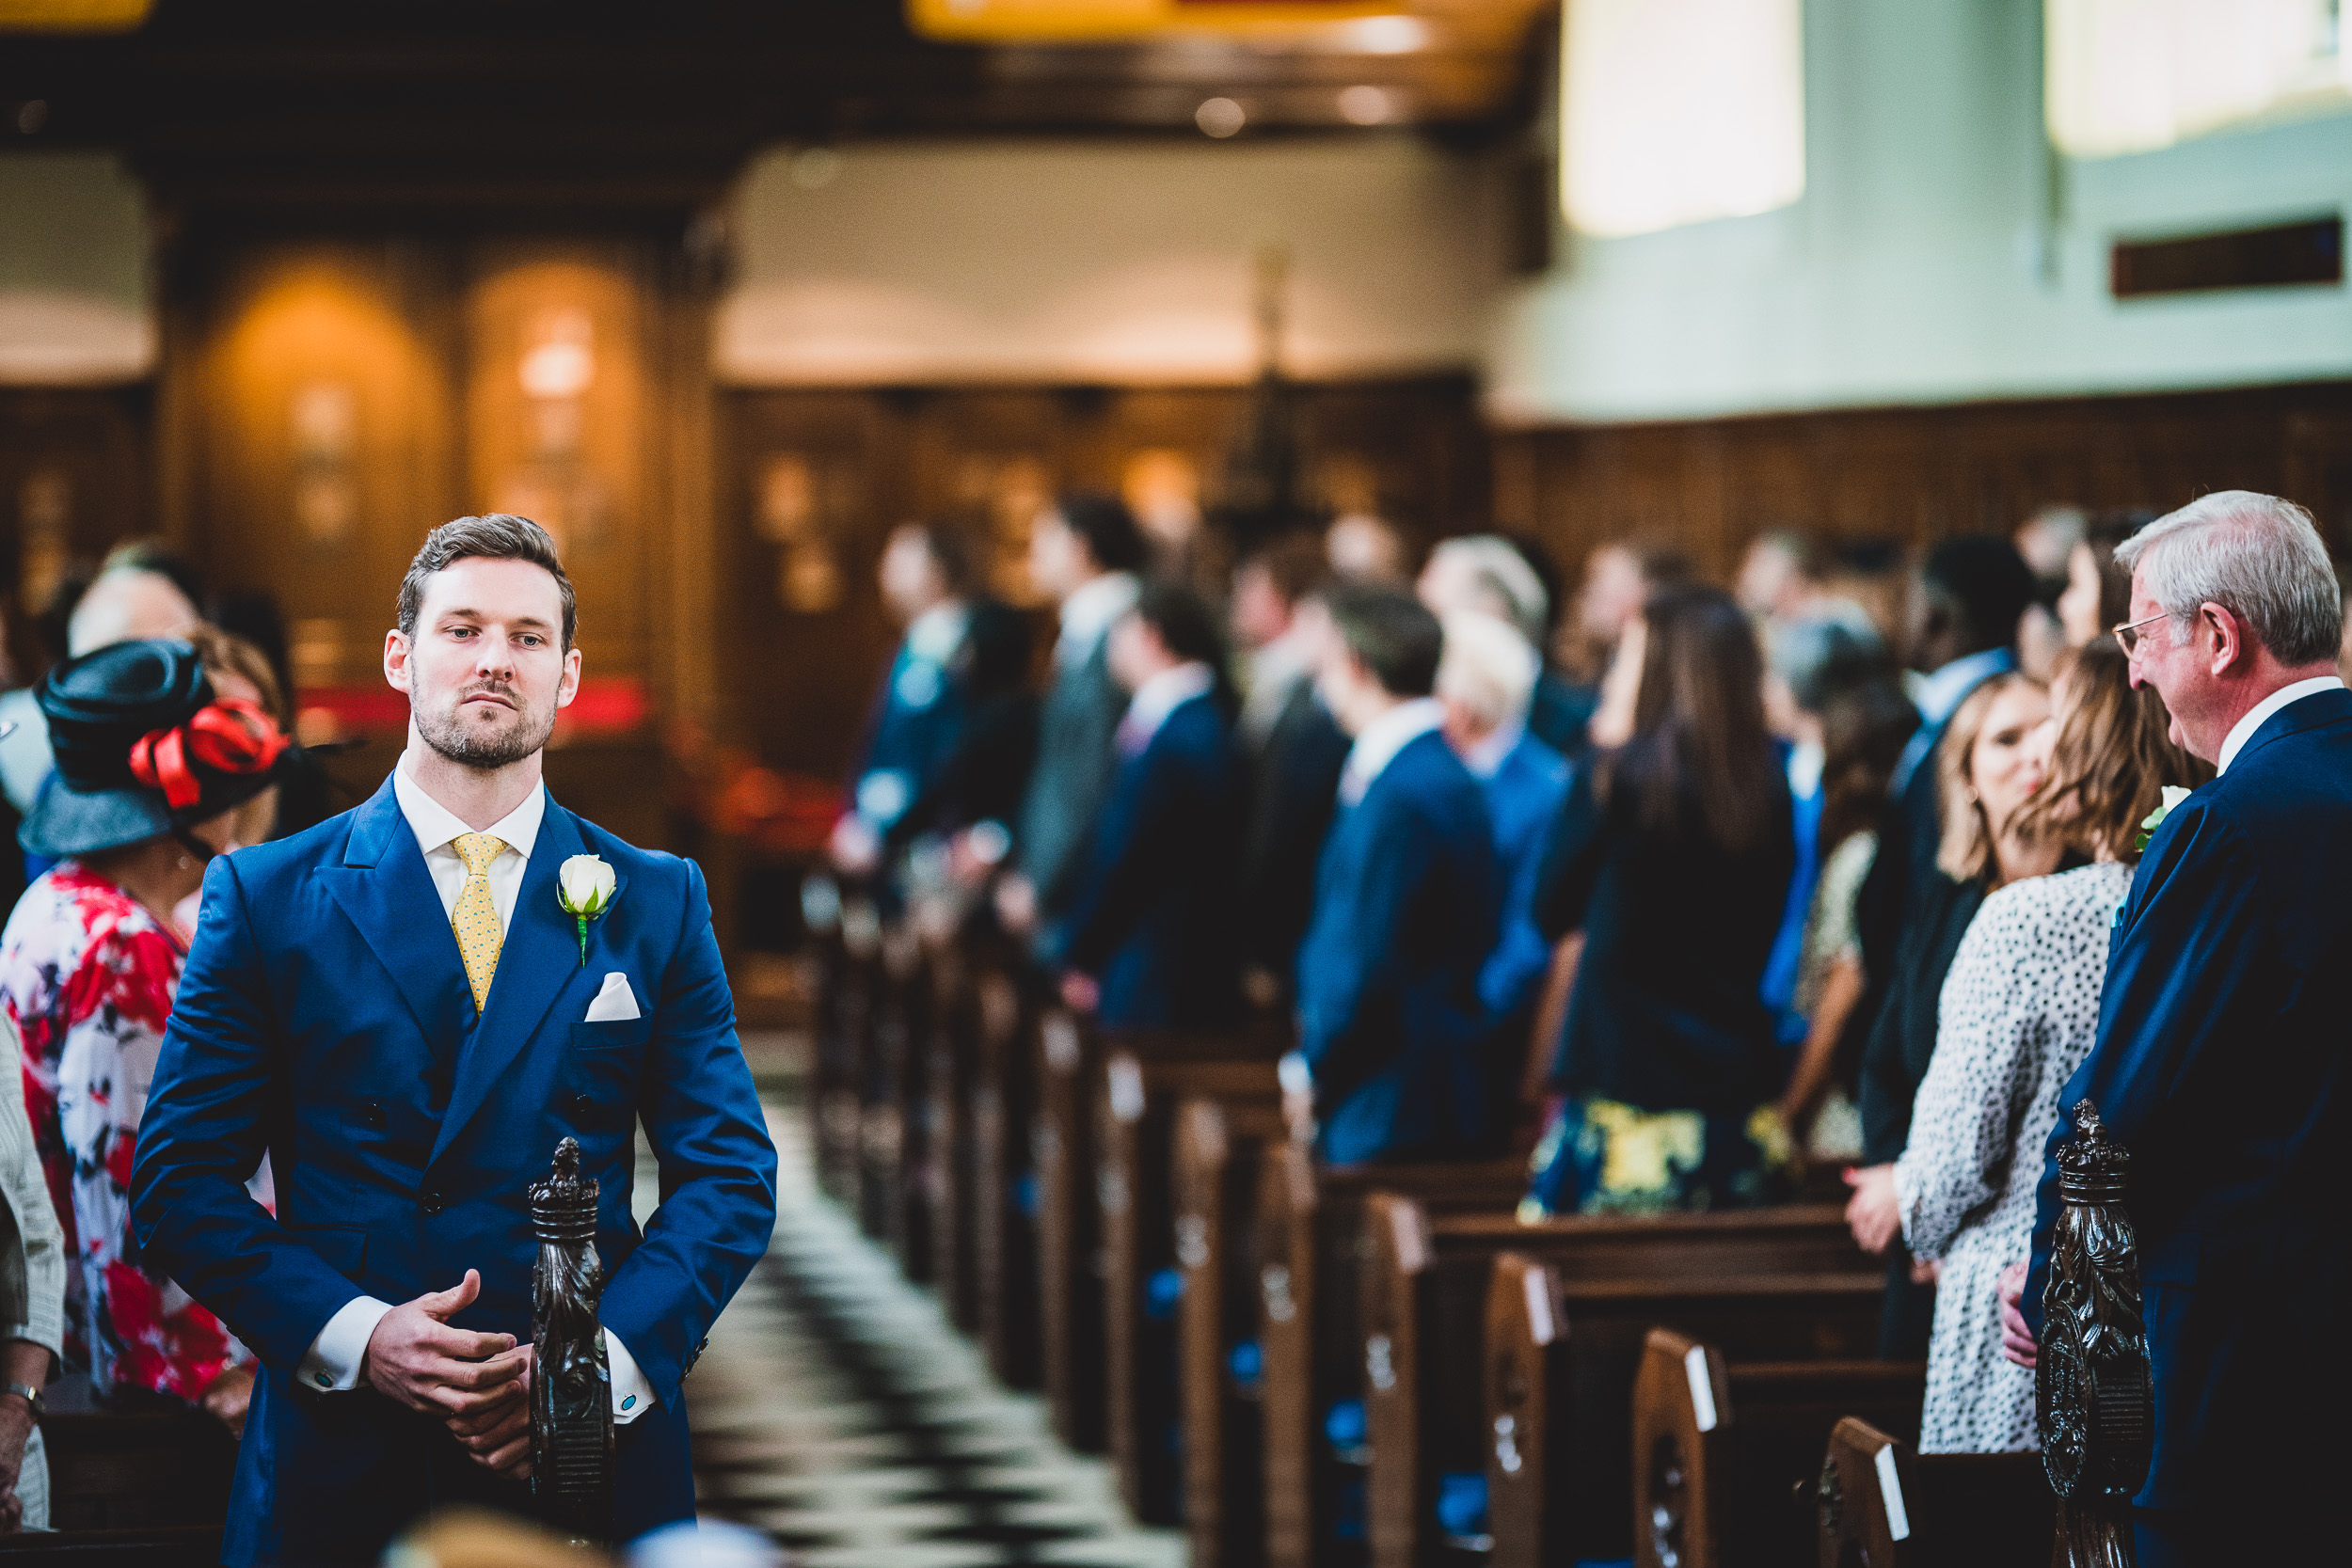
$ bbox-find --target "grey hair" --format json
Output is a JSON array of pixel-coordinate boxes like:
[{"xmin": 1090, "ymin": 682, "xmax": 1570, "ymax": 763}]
[
  {"xmin": 1428, "ymin": 536, "xmax": 1549, "ymax": 645},
  {"xmin": 1436, "ymin": 612, "xmax": 1541, "ymax": 732},
  {"xmin": 2114, "ymin": 491, "xmax": 2340, "ymax": 665}
]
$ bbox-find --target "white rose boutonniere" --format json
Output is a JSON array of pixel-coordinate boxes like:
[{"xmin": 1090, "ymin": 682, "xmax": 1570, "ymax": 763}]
[
  {"xmin": 2136, "ymin": 784, "xmax": 2193, "ymax": 854},
  {"xmin": 558, "ymin": 854, "xmax": 619, "ymax": 964}
]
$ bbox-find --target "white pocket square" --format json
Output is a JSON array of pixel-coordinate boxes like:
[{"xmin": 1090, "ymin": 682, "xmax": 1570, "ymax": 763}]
[{"xmin": 584, "ymin": 971, "xmax": 642, "ymax": 1022}]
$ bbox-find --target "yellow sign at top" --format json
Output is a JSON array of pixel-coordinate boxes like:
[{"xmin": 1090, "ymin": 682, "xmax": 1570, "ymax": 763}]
[
  {"xmin": 0, "ymin": 0, "xmax": 151, "ymax": 31},
  {"xmin": 909, "ymin": 0, "xmax": 1408, "ymax": 44}
]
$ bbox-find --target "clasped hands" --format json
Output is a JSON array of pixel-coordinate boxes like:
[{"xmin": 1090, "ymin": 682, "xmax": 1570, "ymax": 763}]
[{"xmin": 362, "ymin": 1269, "xmax": 533, "ymax": 1481}]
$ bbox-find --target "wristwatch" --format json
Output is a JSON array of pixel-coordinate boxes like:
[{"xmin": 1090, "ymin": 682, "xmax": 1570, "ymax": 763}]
[{"xmin": 2, "ymin": 1383, "xmax": 41, "ymax": 1421}]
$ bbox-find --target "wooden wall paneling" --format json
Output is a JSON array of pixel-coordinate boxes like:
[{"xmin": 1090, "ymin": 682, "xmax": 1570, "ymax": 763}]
[
  {"xmin": 0, "ymin": 386, "xmax": 152, "ymax": 667},
  {"xmin": 1495, "ymin": 381, "xmax": 2352, "ymax": 586}
]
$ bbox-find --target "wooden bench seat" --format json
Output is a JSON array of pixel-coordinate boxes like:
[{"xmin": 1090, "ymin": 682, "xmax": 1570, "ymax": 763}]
[{"xmin": 1817, "ymin": 1417, "xmax": 2051, "ymax": 1567}]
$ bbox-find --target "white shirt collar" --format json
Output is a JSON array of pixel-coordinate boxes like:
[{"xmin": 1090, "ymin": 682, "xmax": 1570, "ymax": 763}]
[
  {"xmin": 2217, "ymin": 675, "xmax": 2344, "ymax": 774},
  {"xmin": 1915, "ymin": 646, "xmax": 2015, "ymax": 727},
  {"xmin": 1120, "ymin": 661, "xmax": 1216, "ymax": 752},
  {"xmin": 1458, "ymin": 719, "xmax": 1525, "ymax": 782},
  {"xmin": 1240, "ymin": 626, "xmax": 1315, "ymax": 742},
  {"xmin": 1056, "ymin": 572, "xmax": 1140, "ymax": 666},
  {"xmin": 392, "ymin": 753, "xmax": 547, "ymax": 860},
  {"xmin": 1340, "ymin": 697, "xmax": 1445, "ymax": 806},
  {"xmin": 906, "ymin": 601, "xmax": 969, "ymax": 665}
]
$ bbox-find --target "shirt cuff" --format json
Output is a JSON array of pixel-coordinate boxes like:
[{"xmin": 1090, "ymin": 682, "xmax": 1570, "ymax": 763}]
[
  {"xmin": 1278, "ymin": 1051, "xmax": 1314, "ymax": 1096},
  {"xmin": 606, "ymin": 1328, "xmax": 654, "ymax": 1424},
  {"xmin": 298, "ymin": 1296, "xmax": 393, "ymax": 1392}
]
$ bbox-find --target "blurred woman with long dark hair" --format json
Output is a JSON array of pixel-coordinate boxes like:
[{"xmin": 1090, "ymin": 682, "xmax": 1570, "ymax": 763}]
[{"xmin": 1521, "ymin": 585, "xmax": 1797, "ymax": 1216}]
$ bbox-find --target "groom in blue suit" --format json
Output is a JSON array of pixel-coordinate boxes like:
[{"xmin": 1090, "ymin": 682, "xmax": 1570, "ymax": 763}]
[
  {"xmin": 2010, "ymin": 493, "xmax": 2351, "ymax": 1566},
  {"xmin": 132, "ymin": 514, "xmax": 778, "ymax": 1565}
]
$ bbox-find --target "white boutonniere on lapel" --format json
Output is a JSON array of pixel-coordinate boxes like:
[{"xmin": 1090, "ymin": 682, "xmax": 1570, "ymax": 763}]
[
  {"xmin": 2135, "ymin": 785, "xmax": 2193, "ymax": 855},
  {"xmin": 558, "ymin": 854, "xmax": 619, "ymax": 965}
]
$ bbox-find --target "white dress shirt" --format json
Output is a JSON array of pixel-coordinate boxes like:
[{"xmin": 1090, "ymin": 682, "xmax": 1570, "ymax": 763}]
[
  {"xmin": 2217, "ymin": 674, "xmax": 2344, "ymax": 774},
  {"xmin": 297, "ymin": 754, "xmax": 656, "ymax": 1423},
  {"xmin": 1055, "ymin": 572, "xmax": 1140, "ymax": 669}
]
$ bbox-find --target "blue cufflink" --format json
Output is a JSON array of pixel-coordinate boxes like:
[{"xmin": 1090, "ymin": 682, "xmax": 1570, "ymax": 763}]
[
  {"xmin": 314, "ymin": 1371, "xmax": 332, "ymax": 1387},
  {"xmin": 620, "ymin": 1396, "xmax": 635, "ymax": 1411}
]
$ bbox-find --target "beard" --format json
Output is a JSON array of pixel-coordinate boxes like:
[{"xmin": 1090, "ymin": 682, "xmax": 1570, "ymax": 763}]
[{"xmin": 415, "ymin": 681, "xmax": 559, "ymax": 770}]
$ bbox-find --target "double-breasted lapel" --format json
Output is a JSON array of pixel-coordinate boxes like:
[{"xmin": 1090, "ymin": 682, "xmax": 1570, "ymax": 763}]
[
  {"xmin": 322, "ymin": 782, "xmax": 472, "ymax": 1063},
  {"xmin": 432, "ymin": 800, "xmax": 626, "ymax": 1166}
]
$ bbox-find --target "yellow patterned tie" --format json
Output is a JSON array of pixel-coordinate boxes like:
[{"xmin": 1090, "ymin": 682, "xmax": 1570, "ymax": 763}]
[{"xmin": 451, "ymin": 832, "xmax": 508, "ymax": 1012}]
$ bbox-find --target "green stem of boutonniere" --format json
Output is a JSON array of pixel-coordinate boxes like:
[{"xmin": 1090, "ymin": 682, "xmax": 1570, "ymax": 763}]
[{"xmin": 576, "ymin": 913, "xmax": 589, "ymax": 965}]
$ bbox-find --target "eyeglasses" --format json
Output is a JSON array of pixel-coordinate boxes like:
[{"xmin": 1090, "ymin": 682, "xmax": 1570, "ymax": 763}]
[{"xmin": 2111, "ymin": 610, "xmax": 2173, "ymax": 655}]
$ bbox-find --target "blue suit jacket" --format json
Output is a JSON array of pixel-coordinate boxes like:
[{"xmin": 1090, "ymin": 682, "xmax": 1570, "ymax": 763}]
[
  {"xmin": 130, "ymin": 780, "xmax": 779, "ymax": 1564},
  {"xmin": 1296, "ymin": 730, "xmax": 1502, "ymax": 1164},
  {"xmin": 1057, "ymin": 693, "xmax": 1242, "ymax": 1028},
  {"xmin": 847, "ymin": 623, "xmax": 967, "ymax": 835},
  {"xmin": 2025, "ymin": 688, "xmax": 2352, "ymax": 1515},
  {"xmin": 1473, "ymin": 735, "xmax": 1573, "ymax": 1024}
]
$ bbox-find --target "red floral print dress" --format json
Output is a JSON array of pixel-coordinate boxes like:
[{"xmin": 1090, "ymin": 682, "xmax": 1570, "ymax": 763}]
[{"xmin": 0, "ymin": 863, "xmax": 246, "ymax": 1401}]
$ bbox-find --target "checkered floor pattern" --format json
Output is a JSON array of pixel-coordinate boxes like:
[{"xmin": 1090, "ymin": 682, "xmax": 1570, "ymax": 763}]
[{"xmin": 683, "ymin": 1042, "xmax": 1185, "ymax": 1568}]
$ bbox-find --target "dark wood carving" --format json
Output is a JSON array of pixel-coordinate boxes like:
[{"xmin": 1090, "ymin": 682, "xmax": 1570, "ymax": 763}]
[
  {"xmin": 530, "ymin": 1137, "xmax": 615, "ymax": 1544},
  {"xmin": 2037, "ymin": 1100, "xmax": 2151, "ymax": 1567}
]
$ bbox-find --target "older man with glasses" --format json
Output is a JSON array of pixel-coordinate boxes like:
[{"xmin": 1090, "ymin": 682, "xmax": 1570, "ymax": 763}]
[{"xmin": 2002, "ymin": 490, "xmax": 2349, "ymax": 1566}]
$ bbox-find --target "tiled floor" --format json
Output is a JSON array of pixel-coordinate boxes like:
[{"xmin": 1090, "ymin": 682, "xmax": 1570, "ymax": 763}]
[{"xmin": 685, "ymin": 1036, "xmax": 1185, "ymax": 1568}]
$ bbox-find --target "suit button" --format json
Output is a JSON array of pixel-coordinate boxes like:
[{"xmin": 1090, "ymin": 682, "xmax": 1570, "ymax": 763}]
[
  {"xmin": 421, "ymin": 1190, "xmax": 445, "ymax": 1215},
  {"xmin": 361, "ymin": 1101, "xmax": 387, "ymax": 1130},
  {"xmin": 569, "ymin": 1091, "xmax": 594, "ymax": 1116}
]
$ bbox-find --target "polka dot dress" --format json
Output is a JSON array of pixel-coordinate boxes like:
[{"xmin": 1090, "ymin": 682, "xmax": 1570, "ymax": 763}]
[{"xmin": 1896, "ymin": 861, "xmax": 2133, "ymax": 1453}]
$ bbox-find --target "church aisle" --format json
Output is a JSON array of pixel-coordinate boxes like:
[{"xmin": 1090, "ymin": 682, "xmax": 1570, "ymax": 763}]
[{"xmin": 686, "ymin": 1044, "xmax": 1186, "ymax": 1568}]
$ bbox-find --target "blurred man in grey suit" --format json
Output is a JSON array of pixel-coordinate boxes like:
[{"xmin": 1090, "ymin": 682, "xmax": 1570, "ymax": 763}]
[{"xmin": 995, "ymin": 494, "xmax": 1149, "ymax": 954}]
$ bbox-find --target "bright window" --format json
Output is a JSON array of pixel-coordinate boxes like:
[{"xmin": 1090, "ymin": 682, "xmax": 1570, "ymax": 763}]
[
  {"xmin": 2048, "ymin": 0, "xmax": 2351, "ymax": 157},
  {"xmin": 1559, "ymin": 0, "xmax": 1807, "ymax": 238}
]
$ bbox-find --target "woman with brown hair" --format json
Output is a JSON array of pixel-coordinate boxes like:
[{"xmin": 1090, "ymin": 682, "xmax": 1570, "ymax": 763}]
[
  {"xmin": 1893, "ymin": 637, "xmax": 2208, "ymax": 1451},
  {"xmin": 1521, "ymin": 584, "xmax": 1795, "ymax": 1216}
]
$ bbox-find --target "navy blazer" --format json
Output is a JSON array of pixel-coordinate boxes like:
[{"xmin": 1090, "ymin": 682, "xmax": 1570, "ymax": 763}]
[
  {"xmin": 1017, "ymin": 635, "xmax": 1127, "ymax": 922},
  {"xmin": 1295, "ymin": 730, "xmax": 1502, "ymax": 1164},
  {"xmin": 131, "ymin": 781, "xmax": 779, "ymax": 1564},
  {"xmin": 847, "ymin": 618, "xmax": 968, "ymax": 834},
  {"xmin": 2025, "ymin": 688, "xmax": 2352, "ymax": 1518},
  {"xmin": 1234, "ymin": 675, "xmax": 1350, "ymax": 984},
  {"xmin": 1057, "ymin": 692, "xmax": 1242, "ymax": 1028},
  {"xmin": 1535, "ymin": 757, "xmax": 1795, "ymax": 1114},
  {"xmin": 1474, "ymin": 734, "xmax": 1574, "ymax": 1025}
]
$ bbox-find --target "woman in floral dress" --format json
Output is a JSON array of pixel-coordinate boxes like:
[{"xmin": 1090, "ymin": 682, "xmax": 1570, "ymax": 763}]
[
  {"xmin": 1894, "ymin": 638, "xmax": 2206, "ymax": 1451},
  {"xmin": 0, "ymin": 637, "xmax": 287, "ymax": 1422}
]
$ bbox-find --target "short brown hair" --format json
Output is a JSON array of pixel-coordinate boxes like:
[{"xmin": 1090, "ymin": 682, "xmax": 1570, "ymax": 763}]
[
  {"xmin": 398, "ymin": 514, "xmax": 576, "ymax": 652},
  {"xmin": 1240, "ymin": 531, "xmax": 1328, "ymax": 606},
  {"xmin": 1935, "ymin": 671, "xmax": 2045, "ymax": 882},
  {"xmin": 2010, "ymin": 638, "xmax": 2211, "ymax": 863}
]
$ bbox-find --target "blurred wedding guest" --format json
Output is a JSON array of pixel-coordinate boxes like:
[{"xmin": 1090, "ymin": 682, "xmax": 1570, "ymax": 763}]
[
  {"xmin": 2054, "ymin": 508, "xmax": 2151, "ymax": 650},
  {"xmin": 1897, "ymin": 639, "xmax": 2206, "ymax": 1453},
  {"xmin": 830, "ymin": 522, "xmax": 978, "ymax": 879},
  {"xmin": 1736, "ymin": 531, "xmax": 1822, "ymax": 632},
  {"xmin": 1283, "ymin": 587, "xmax": 1502, "ymax": 1164},
  {"xmin": 1522, "ymin": 585, "xmax": 1795, "ymax": 1217},
  {"xmin": 1419, "ymin": 535, "xmax": 1593, "ymax": 756},
  {"xmin": 1564, "ymin": 540, "xmax": 1695, "ymax": 684},
  {"xmin": 0, "ymin": 641, "xmax": 292, "ymax": 1432},
  {"xmin": 1230, "ymin": 533, "xmax": 1348, "ymax": 1006},
  {"xmin": 1434, "ymin": 614, "xmax": 1570, "ymax": 1046},
  {"xmin": 1845, "ymin": 672, "xmax": 2055, "ymax": 1356},
  {"xmin": 997, "ymin": 496, "xmax": 1148, "ymax": 943},
  {"xmin": 0, "ymin": 1016, "xmax": 61, "ymax": 1533},
  {"xmin": 1055, "ymin": 584, "xmax": 1241, "ymax": 1028},
  {"xmin": 2012, "ymin": 505, "xmax": 2085, "ymax": 681},
  {"xmin": 1325, "ymin": 513, "xmax": 1410, "ymax": 585},
  {"xmin": 0, "ymin": 575, "xmax": 93, "ymax": 827},
  {"xmin": 1772, "ymin": 672, "xmax": 1916, "ymax": 1161},
  {"xmin": 1758, "ymin": 609, "xmax": 1890, "ymax": 1049},
  {"xmin": 919, "ymin": 605, "xmax": 1039, "ymax": 885},
  {"xmin": 174, "ymin": 627, "xmax": 290, "ymax": 935}
]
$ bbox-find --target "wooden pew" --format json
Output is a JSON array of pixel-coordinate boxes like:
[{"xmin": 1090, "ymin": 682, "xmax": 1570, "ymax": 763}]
[
  {"xmin": 858, "ymin": 918, "xmax": 929, "ymax": 1267},
  {"xmin": 1817, "ymin": 1418, "xmax": 2052, "ymax": 1567},
  {"xmin": 1096, "ymin": 1040, "xmax": 1283, "ymax": 1526},
  {"xmin": 920, "ymin": 927, "xmax": 977, "ymax": 1326},
  {"xmin": 1363, "ymin": 1200, "xmax": 1877, "ymax": 1568},
  {"xmin": 966, "ymin": 958, "xmax": 1042, "ymax": 1389},
  {"xmin": 1612, "ymin": 1327, "xmax": 1924, "ymax": 1568},
  {"xmin": 40, "ymin": 1408, "xmax": 236, "ymax": 1532},
  {"xmin": 1172, "ymin": 1092, "xmax": 1289, "ymax": 1568},
  {"xmin": 1033, "ymin": 1006, "xmax": 1109, "ymax": 1450},
  {"xmin": 802, "ymin": 878, "xmax": 874, "ymax": 1209},
  {"xmin": 1255, "ymin": 1147, "xmax": 1524, "ymax": 1568},
  {"xmin": 0, "ymin": 1528, "xmax": 224, "ymax": 1568}
]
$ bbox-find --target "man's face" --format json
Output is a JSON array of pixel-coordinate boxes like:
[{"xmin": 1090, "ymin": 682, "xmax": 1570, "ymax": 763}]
[
  {"xmin": 1231, "ymin": 563, "xmax": 1291, "ymax": 651},
  {"xmin": 2123, "ymin": 566, "xmax": 2200, "ymax": 754},
  {"xmin": 879, "ymin": 531, "xmax": 943, "ymax": 624},
  {"xmin": 388, "ymin": 557, "xmax": 580, "ymax": 770},
  {"xmin": 1027, "ymin": 510, "xmax": 1088, "ymax": 603},
  {"xmin": 1577, "ymin": 547, "xmax": 1643, "ymax": 643}
]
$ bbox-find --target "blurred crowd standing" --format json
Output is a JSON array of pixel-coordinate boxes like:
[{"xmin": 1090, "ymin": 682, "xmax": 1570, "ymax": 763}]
[{"xmin": 823, "ymin": 488, "xmax": 2312, "ymax": 1469}]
